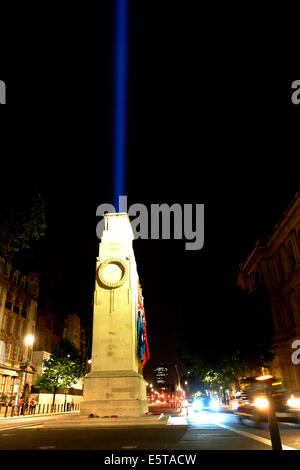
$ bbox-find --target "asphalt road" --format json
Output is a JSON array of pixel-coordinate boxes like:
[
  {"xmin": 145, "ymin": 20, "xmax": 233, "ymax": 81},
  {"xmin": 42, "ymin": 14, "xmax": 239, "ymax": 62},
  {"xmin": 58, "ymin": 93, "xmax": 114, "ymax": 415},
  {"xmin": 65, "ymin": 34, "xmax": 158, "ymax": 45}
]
[{"xmin": 0, "ymin": 407, "xmax": 299, "ymax": 451}]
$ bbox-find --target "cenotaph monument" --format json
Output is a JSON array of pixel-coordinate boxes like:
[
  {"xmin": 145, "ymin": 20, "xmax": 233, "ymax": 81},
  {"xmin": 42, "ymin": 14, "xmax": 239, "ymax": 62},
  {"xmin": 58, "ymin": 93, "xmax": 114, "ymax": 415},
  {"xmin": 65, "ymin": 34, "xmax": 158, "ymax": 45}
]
[{"xmin": 80, "ymin": 213, "xmax": 148, "ymax": 417}]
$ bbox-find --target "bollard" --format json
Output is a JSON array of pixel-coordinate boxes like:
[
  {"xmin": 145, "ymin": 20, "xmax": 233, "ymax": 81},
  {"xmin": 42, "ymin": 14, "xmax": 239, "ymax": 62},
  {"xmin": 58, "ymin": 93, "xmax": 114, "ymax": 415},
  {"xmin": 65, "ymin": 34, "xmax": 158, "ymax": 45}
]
[
  {"xmin": 4, "ymin": 406, "xmax": 8, "ymax": 418},
  {"xmin": 255, "ymin": 375, "xmax": 283, "ymax": 451},
  {"xmin": 266, "ymin": 382, "xmax": 282, "ymax": 451}
]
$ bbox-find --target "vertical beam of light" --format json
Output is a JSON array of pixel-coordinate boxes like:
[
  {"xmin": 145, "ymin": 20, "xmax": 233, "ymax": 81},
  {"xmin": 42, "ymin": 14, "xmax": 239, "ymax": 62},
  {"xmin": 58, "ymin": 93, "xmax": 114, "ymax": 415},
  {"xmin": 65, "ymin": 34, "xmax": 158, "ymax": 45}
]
[{"xmin": 113, "ymin": 0, "xmax": 129, "ymax": 212}]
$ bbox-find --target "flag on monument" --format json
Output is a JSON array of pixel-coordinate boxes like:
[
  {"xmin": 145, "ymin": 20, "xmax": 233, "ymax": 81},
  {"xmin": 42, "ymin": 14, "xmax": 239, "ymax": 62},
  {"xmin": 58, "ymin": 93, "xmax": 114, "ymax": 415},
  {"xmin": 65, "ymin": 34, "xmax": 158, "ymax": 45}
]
[{"xmin": 137, "ymin": 287, "xmax": 150, "ymax": 368}]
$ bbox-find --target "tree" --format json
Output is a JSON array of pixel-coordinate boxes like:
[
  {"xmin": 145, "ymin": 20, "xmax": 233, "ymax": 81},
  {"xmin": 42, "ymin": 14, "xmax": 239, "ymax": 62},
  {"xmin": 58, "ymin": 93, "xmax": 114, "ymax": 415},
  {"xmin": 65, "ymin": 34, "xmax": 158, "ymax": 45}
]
[
  {"xmin": 34, "ymin": 339, "xmax": 85, "ymax": 406},
  {"xmin": 178, "ymin": 285, "xmax": 274, "ymax": 392},
  {"xmin": 0, "ymin": 190, "xmax": 47, "ymax": 260}
]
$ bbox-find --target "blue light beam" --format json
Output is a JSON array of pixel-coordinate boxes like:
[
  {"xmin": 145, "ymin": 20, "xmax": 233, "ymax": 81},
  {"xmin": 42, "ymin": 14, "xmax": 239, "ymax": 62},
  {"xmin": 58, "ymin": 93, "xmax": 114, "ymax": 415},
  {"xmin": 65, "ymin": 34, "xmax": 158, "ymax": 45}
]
[{"xmin": 113, "ymin": 0, "xmax": 129, "ymax": 212}]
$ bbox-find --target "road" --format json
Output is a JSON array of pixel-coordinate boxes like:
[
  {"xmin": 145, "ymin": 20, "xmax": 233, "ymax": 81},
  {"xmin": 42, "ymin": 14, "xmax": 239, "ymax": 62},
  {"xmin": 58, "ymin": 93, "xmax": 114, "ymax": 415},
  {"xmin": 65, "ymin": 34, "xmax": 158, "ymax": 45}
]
[{"xmin": 0, "ymin": 406, "xmax": 299, "ymax": 450}]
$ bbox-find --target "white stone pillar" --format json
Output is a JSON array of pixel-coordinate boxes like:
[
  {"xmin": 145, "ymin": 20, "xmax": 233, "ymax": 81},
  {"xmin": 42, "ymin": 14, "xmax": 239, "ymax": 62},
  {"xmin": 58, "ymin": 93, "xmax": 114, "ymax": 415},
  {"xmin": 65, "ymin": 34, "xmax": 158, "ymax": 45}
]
[{"xmin": 80, "ymin": 213, "xmax": 148, "ymax": 417}]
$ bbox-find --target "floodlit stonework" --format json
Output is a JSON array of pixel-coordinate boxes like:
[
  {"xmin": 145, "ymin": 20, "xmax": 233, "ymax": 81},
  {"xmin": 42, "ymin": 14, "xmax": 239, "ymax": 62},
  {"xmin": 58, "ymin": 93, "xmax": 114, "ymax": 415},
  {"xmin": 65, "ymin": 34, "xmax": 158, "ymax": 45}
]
[
  {"xmin": 0, "ymin": 259, "xmax": 39, "ymax": 401},
  {"xmin": 238, "ymin": 191, "xmax": 300, "ymax": 392},
  {"xmin": 81, "ymin": 213, "xmax": 148, "ymax": 417}
]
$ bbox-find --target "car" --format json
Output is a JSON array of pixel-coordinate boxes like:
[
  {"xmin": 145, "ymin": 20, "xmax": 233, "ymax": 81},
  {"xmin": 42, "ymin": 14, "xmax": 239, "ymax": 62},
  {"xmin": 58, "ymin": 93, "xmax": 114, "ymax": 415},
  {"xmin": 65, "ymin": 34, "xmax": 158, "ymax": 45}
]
[
  {"xmin": 192, "ymin": 395, "xmax": 220, "ymax": 412},
  {"xmin": 233, "ymin": 377, "xmax": 300, "ymax": 426}
]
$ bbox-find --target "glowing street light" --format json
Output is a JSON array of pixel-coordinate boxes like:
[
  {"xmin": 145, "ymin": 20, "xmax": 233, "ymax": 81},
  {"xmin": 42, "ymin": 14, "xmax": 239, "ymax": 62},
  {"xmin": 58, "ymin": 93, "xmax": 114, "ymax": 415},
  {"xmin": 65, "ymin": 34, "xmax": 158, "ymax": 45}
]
[
  {"xmin": 25, "ymin": 335, "xmax": 34, "ymax": 346},
  {"xmin": 22, "ymin": 335, "xmax": 35, "ymax": 407}
]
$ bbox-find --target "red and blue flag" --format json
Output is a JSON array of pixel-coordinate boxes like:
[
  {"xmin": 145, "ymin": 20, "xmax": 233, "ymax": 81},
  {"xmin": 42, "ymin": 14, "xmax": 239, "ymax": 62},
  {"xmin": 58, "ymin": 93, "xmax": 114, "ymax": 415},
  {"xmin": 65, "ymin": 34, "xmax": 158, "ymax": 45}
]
[{"xmin": 137, "ymin": 286, "xmax": 150, "ymax": 368}]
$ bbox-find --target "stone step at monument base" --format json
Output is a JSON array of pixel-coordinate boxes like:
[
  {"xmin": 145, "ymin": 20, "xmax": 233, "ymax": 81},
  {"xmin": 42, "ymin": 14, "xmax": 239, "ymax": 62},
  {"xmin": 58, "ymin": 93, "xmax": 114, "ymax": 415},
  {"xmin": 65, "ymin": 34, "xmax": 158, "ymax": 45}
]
[
  {"xmin": 80, "ymin": 399, "xmax": 148, "ymax": 418},
  {"xmin": 81, "ymin": 371, "xmax": 148, "ymax": 417},
  {"xmin": 42, "ymin": 414, "xmax": 176, "ymax": 428}
]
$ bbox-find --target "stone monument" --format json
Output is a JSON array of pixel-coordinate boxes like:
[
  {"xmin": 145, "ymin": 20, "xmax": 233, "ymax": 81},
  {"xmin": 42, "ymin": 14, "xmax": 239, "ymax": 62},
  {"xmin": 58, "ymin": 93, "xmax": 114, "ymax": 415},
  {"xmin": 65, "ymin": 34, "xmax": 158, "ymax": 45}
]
[{"xmin": 80, "ymin": 213, "xmax": 148, "ymax": 417}]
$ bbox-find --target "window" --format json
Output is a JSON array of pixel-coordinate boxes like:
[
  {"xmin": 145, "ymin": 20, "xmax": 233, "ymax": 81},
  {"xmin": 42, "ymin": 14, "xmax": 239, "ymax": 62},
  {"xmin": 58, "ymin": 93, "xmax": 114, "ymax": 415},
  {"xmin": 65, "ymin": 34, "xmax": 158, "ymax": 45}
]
[
  {"xmin": 14, "ymin": 320, "xmax": 20, "ymax": 337},
  {"xmin": 5, "ymin": 301, "xmax": 12, "ymax": 310},
  {"xmin": 0, "ymin": 375, "xmax": 6, "ymax": 393},
  {"xmin": 287, "ymin": 240, "xmax": 297, "ymax": 271},
  {"xmin": 13, "ymin": 305, "xmax": 20, "ymax": 314},
  {"xmin": 21, "ymin": 310, "xmax": 27, "ymax": 319},
  {"xmin": 10, "ymin": 318, "xmax": 14, "ymax": 334},
  {"xmin": 287, "ymin": 300, "xmax": 296, "ymax": 329},
  {"xmin": 20, "ymin": 277, "xmax": 26, "ymax": 290},
  {"xmin": 4, "ymin": 315, "xmax": 11, "ymax": 333},
  {"xmin": 275, "ymin": 251, "xmax": 285, "ymax": 282},
  {"xmin": 19, "ymin": 321, "xmax": 25, "ymax": 337}
]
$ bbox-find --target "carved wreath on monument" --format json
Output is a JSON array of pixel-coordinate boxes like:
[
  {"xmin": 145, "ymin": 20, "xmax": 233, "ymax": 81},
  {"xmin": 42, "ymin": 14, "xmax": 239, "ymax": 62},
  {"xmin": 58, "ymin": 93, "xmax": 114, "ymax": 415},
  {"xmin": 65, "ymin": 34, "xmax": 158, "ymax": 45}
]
[{"xmin": 97, "ymin": 258, "xmax": 128, "ymax": 288}]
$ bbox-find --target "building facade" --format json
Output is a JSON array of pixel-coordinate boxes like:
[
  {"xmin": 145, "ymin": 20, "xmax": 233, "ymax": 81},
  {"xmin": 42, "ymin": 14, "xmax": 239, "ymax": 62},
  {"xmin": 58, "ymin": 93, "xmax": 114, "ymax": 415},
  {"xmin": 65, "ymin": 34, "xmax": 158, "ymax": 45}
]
[
  {"xmin": 237, "ymin": 191, "xmax": 300, "ymax": 392},
  {"xmin": 154, "ymin": 364, "xmax": 169, "ymax": 392},
  {"xmin": 0, "ymin": 256, "xmax": 39, "ymax": 402},
  {"xmin": 33, "ymin": 297, "xmax": 64, "ymax": 354},
  {"xmin": 32, "ymin": 305, "xmax": 88, "ymax": 408}
]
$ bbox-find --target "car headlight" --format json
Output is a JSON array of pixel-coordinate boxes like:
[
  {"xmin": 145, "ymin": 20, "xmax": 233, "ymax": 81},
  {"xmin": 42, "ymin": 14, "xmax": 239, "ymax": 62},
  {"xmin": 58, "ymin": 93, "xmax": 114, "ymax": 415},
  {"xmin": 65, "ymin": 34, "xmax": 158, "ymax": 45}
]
[
  {"xmin": 192, "ymin": 399, "xmax": 203, "ymax": 411},
  {"xmin": 254, "ymin": 397, "xmax": 269, "ymax": 409},
  {"xmin": 209, "ymin": 398, "xmax": 220, "ymax": 411},
  {"xmin": 287, "ymin": 398, "xmax": 300, "ymax": 409}
]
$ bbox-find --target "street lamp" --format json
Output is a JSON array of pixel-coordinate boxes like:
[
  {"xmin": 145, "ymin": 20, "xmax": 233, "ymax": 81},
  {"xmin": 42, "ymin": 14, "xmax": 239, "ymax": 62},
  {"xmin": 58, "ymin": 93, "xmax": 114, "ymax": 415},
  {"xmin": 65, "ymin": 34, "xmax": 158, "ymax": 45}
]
[{"xmin": 22, "ymin": 335, "xmax": 34, "ymax": 402}]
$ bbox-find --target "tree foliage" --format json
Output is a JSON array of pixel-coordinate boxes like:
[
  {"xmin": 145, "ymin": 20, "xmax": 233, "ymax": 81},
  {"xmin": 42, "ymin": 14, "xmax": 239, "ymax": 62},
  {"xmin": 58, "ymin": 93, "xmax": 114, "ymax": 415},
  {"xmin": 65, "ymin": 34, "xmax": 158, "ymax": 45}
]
[
  {"xmin": 178, "ymin": 286, "xmax": 274, "ymax": 390},
  {"xmin": 34, "ymin": 339, "xmax": 85, "ymax": 403},
  {"xmin": 0, "ymin": 190, "xmax": 47, "ymax": 259}
]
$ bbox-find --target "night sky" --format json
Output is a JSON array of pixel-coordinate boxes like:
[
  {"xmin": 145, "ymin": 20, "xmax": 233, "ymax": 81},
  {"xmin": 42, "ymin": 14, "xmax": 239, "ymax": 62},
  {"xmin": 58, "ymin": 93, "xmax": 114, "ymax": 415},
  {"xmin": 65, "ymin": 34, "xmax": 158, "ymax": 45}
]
[{"xmin": 1, "ymin": 3, "xmax": 299, "ymax": 385}]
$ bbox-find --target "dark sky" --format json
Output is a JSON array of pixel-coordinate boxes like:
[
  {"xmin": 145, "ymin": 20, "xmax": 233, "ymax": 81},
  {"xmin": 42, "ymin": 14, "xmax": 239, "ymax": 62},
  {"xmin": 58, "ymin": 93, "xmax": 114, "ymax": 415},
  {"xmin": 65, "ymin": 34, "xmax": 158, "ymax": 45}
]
[{"xmin": 1, "ymin": 3, "xmax": 299, "ymax": 385}]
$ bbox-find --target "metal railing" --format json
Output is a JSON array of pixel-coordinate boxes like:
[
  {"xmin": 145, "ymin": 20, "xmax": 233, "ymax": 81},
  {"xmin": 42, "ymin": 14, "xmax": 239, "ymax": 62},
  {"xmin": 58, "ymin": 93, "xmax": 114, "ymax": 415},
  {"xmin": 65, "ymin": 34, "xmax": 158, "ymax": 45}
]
[{"xmin": 0, "ymin": 402, "xmax": 80, "ymax": 418}]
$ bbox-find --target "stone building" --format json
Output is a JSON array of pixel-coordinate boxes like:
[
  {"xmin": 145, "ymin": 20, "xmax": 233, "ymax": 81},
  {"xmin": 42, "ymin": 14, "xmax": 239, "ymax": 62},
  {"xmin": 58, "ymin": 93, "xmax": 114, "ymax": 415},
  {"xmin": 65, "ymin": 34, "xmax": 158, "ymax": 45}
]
[
  {"xmin": 33, "ymin": 297, "xmax": 64, "ymax": 354},
  {"xmin": 237, "ymin": 190, "xmax": 300, "ymax": 392},
  {"xmin": 31, "ymin": 305, "xmax": 88, "ymax": 410},
  {"xmin": 63, "ymin": 313, "xmax": 90, "ymax": 362},
  {"xmin": 32, "ymin": 302, "xmax": 89, "ymax": 374},
  {"xmin": 0, "ymin": 256, "xmax": 39, "ymax": 402},
  {"xmin": 63, "ymin": 314, "xmax": 81, "ymax": 351}
]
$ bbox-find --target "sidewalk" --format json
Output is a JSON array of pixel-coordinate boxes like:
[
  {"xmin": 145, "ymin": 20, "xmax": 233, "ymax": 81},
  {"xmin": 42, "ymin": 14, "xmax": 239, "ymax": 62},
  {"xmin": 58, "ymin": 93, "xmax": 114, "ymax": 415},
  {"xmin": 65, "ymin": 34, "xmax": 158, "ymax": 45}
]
[{"xmin": 0, "ymin": 410, "xmax": 79, "ymax": 421}]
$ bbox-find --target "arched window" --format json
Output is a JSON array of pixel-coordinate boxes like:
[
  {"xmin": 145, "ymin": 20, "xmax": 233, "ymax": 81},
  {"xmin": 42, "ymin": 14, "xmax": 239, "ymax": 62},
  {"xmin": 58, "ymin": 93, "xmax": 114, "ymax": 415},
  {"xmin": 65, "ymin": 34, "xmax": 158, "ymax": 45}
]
[
  {"xmin": 20, "ymin": 276, "xmax": 27, "ymax": 290},
  {"xmin": 12, "ymin": 271, "xmax": 19, "ymax": 284},
  {"xmin": 5, "ymin": 300, "xmax": 12, "ymax": 310},
  {"xmin": 21, "ymin": 309, "xmax": 27, "ymax": 319},
  {"xmin": 287, "ymin": 240, "xmax": 297, "ymax": 271},
  {"xmin": 275, "ymin": 251, "xmax": 285, "ymax": 282},
  {"xmin": 254, "ymin": 269, "xmax": 265, "ymax": 293},
  {"xmin": 287, "ymin": 300, "xmax": 296, "ymax": 329}
]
